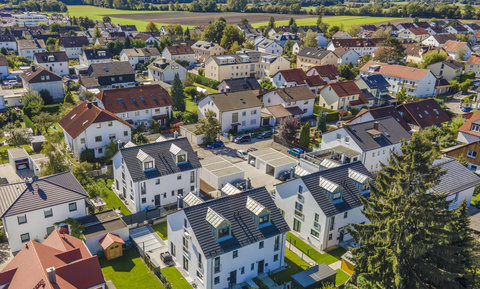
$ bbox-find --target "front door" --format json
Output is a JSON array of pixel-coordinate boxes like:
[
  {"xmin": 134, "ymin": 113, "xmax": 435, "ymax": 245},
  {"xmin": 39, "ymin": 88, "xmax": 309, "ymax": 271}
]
[
  {"xmin": 154, "ymin": 194, "xmax": 161, "ymax": 206},
  {"xmin": 229, "ymin": 270, "xmax": 237, "ymax": 285},
  {"xmin": 257, "ymin": 260, "xmax": 264, "ymax": 274}
]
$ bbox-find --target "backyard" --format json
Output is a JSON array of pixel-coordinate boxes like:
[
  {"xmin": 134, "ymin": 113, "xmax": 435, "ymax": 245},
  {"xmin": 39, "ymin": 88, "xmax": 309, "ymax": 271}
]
[
  {"xmin": 152, "ymin": 222, "xmax": 168, "ymax": 240},
  {"xmin": 272, "ymin": 248, "xmax": 310, "ymax": 285},
  {"xmin": 102, "ymin": 179, "xmax": 132, "ymax": 216},
  {"xmin": 100, "ymin": 249, "xmax": 164, "ymax": 289},
  {"xmin": 160, "ymin": 266, "xmax": 192, "ymax": 289},
  {"xmin": 286, "ymin": 232, "xmax": 347, "ymax": 265},
  {"xmin": 0, "ymin": 144, "xmax": 34, "ymax": 164}
]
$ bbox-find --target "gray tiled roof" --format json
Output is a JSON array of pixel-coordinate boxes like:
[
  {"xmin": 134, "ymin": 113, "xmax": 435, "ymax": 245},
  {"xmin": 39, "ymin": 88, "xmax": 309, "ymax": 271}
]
[
  {"xmin": 301, "ymin": 162, "xmax": 372, "ymax": 217},
  {"xmin": 120, "ymin": 138, "xmax": 201, "ymax": 182},
  {"xmin": 432, "ymin": 157, "xmax": 480, "ymax": 196},
  {"xmin": 0, "ymin": 172, "xmax": 89, "ymax": 217},
  {"xmin": 183, "ymin": 187, "xmax": 290, "ymax": 259},
  {"xmin": 344, "ymin": 116, "xmax": 411, "ymax": 152}
]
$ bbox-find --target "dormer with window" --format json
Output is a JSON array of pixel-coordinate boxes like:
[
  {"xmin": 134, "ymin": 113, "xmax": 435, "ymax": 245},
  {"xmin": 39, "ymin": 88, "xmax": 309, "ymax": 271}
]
[
  {"xmin": 169, "ymin": 143, "xmax": 188, "ymax": 165},
  {"xmin": 246, "ymin": 196, "xmax": 271, "ymax": 228},
  {"xmin": 137, "ymin": 149, "xmax": 155, "ymax": 172},
  {"xmin": 319, "ymin": 176, "xmax": 344, "ymax": 204},
  {"xmin": 206, "ymin": 207, "xmax": 231, "ymax": 242},
  {"xmin": 348, "ymin": 168, "xmax": 371, "ymax": 195}
]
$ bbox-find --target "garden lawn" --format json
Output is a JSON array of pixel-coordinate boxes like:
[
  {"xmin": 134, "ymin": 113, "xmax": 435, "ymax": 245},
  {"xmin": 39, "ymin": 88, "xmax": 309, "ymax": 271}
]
[
  {"xmin": 273, "ymin": 248, "xmax": 311, "ymax": 284},
  {"xmin": 100, "ymin": 249, "xmax": 164, "ymax": 289},
  {"xmin": 287, "ymin": 232, "xmax": 346, "ymax": 265},
  {"xmin": 194, "ymin": 82, "xmax": 218, "ymax": 94},
  {"xmin": 471, "ymin": 193, "xmax": 480, "ymax": 206},
  {"xmin": 0, "ymin": 144, "xmax": 34, "ymax": 164},
  {"xmin": 102, "ymin": 179, "xmax": 132, "ymax": 216},
  {"xmin": 160, "ymin": 266, "xmax": 192, "ymax": 289},
  {"xmin": 335, "ymin": 269, "xmax": 350, "ymax": 285},
  {"xmin": 152, "ymin": 222, "xmax": 168, "ymax": 240},
  {"xmin": 251, "ymin": 16, "xmax": 404, "ymax": 29},
  {"xmin": 186, "ymin": 99, "xmax": 198, "ymax": 114}
]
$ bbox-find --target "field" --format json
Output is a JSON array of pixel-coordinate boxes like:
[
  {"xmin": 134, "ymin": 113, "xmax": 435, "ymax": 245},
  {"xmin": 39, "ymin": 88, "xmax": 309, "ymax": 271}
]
[{"xmin": 66, "ymin": 5, "xmax": 405, "ymax": 30}]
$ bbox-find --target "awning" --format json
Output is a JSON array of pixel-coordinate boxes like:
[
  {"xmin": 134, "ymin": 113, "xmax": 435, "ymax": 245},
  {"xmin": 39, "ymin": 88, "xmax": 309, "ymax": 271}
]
[
  {"xmin": 286, "ymin": 106, "xmax": 304, "ymax": 116},
  {"xmin": 152, "ymin": 114, "xmax": 167, "ymax": 120}
]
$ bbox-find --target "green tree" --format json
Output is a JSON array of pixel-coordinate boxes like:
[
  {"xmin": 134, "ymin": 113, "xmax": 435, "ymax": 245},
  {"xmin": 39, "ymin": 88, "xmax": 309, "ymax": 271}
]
[
  {"xmin": 303, "ymin": 30, "xmax": 318, "ymax": 48},
  {"xmin": 220, "ymin": 25, "xmax": 245, "ymax": 51},
  {"xmin": 420, "ymin": 50, "xmax": 448, "ymax": 68},
  {"xmin": 278, "ymin": 117, "xmax": 300, "ymax": 143},
  {"xmin": 32, "ymin": 112, "xmax": 57, "ymax": 134},
  {"xmin": 102, "ymin": 16, "xmax": 112, "ymax": 23},
  {"xmin": 21, "ymin": 90, "xmax": 44, "ymax": 114},
  {"xmin": 39, "ymin": 89, "xmax": 53, "ymax": 105},
  {"xmin": 348, "ymin": 25, "xmax": 361, "ymax": 37},
  {"xmin": 202, "ymin": 19, "xmax": 226, "ymax": 44},
  {"xmin": 40, "ymin": 141, "xmax": 69, "ymax": 176},
  {"xmin": 227, "ymin": 0, "xmax": 247, "ymax": 12},
  {"xmin": 104, "ymin": 139, "xmax": 119, "ymax": 160},
  {"xmin": 2, "ymin": 123, "xmax": 31, "ymax": 146},
  {"xmin": 316, "ymin": 109, "xmax": 327, "ymax": 132},
  {"xmin": 49, "ymin": 23, "xmax": 60, "ymax": 33},
  {"xmin": 348, "ymin": 131, "xmax": 473, "ymax": 289},
  {"xmin": 171, "ymin": 73, "xmax": 185, "ymax": 111},
  {"xmin": 373, "ymin": 37, "xmax": 405, "ymax": 64},
  {"xmin": 93, "ymin": 25, "xmax": 102, "ymax": 40},
  {"xmin": 316, "ymin": 14, "xmax": 323, "ymax": 27},
  {"xmin": 396, "ymin": 88, "xmax": 408, "ymax": 103},
  {"xmin": 299, "ymin": 123, "xmax": 310, "ymax": 147},
  {"xmin": 268, "ymin": 16, "xmax": 275, "ymax": 29},
  {"xmin": 195, "ymin": 110, "xmax": 221, "ymax": 144},
  {"xmin": 240, "ymin": 18, "xmax": 248, "ymax": 25}
]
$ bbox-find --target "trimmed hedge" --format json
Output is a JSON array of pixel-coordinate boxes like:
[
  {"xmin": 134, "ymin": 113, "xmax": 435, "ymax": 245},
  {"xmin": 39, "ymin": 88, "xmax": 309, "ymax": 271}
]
[
  {"xmin": 187, "ymin": 72, "xmax": 220, "ymax": 89},
  {"xmin": 24, "ymin": 103, "xmax": 63, "ymax": 117},
  {"xmin": 314, "ymin": 105, "xmax": 339, "ymax": 122},
  {"xmin": 23, "ymin": 114, "xmax": 37, "ymax": 134}
]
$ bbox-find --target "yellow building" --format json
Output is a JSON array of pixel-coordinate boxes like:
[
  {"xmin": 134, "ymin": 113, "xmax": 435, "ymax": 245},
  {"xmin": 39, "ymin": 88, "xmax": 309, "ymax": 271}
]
[{"xmin": 297, "ymin": 47, "xmax": 339, "ymax": 71}]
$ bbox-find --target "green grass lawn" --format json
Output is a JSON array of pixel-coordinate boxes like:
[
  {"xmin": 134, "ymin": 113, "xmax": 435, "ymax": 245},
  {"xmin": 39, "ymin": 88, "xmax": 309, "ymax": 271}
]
[
  {"xmin": 335, "ymin": 269, "xmax": 350, "ymax": 285},
  {"xmin": 251, "ymin": 16, "xmax": 404, "ymax": 29},
  {"xmin": 186, "ymin": 99, "xmax": 198, "ymax": 114},
  {"xmin": 0, "ymin": 144, "xmax": 34, "ymax": 164},
  {"xmin": 287, "ymin": 232, "xmax": 346, "ymax": 265},
  {"xmin": 273, "ymin": 248, "xmax": 311, "ymax": 285},
  {"xmin": 152, "ymin": 222, "xmax": 168, "ymax": 240},
  {"xmin": 194, "ymin": 82, "xmax": 218, "ymax": 94},
  {"xmin": 100, "ymin": 249, "xmax": 164, "ymax": 289},
  {"xmin": 472, "ymin": 193, "xmax": 480, "ymax": 206},
  {"xmin": 160, "ymin": 266, "xmax": 192, "ymax": 289},
  {"xmin": 102, "ymin": 179, "xmax": 132, "ymax": 216}
]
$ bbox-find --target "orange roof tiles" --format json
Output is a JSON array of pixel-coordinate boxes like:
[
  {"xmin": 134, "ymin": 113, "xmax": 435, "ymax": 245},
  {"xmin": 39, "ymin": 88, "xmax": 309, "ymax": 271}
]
[
  {"xmin": 360, "ymin": 61, "xmax": 432, "ymax": 82},
  {"xmin": 99, "ymin": 233, "xmax": 125, "ymax": 250},
  {"xmin": 467, "ymin": 55, "xmax": 480, "ymax": 65},
  {"xmin": 442, "ymin": 40, "xmax": 468, "ymax": 53}
]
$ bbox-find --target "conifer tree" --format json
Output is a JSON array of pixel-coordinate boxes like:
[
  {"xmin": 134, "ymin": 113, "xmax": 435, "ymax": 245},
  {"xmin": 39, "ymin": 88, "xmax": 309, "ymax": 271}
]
[
  {"xmin": 171, "ymin": 73, "xmax": 185, "ymax": 112},
  {"xmin": 348, "ymin": 131, "xmax": 473, "ymax": 289},
  {"xmin": 299, "ymin": 123, "xmax": 310, "ymax": 147},
  {"xmin": 316, "ymin": 109, "xmax": 327, "ymax": 132}
]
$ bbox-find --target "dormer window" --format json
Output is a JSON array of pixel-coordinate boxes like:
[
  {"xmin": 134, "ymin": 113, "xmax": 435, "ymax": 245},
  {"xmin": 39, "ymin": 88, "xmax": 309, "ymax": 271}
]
[
  {"xmin": 137, "ymin": 149, "xmax": 155, "ymax": 172},
  {"xmin": 144, "ymin": 161, "xmax": 153, "ymax": 170},
  {"xmin": 206, "ymin": 207, "xmax": 231, "ymax": 241},
  {"xmin": 319, "ymin": 176, "xmax": 344, "ymax": 204},
  {"xmin": 170, "ymin": 144, "xmax": 188, "ymax": 164},
  {"xmin": 246, "ymin": 196, "xmax": 271, "ymax": 227},
  {"xmin": 348, "ymin": 168, "xmax": 371, "ymax": 195}
]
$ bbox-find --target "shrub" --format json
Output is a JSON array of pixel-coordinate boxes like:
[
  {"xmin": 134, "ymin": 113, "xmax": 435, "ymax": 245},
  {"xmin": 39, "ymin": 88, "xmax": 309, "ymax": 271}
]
[
  {"xmin": 187, "ymin": 72, "xmax": 220, "ymax": 89},
  {"xmin": 23, "ymin": 114, "xmax": 37, "ymax": 134},
  {"xmin": 80, "ymin": 148, "xmax": 95, "ymax": 162}
]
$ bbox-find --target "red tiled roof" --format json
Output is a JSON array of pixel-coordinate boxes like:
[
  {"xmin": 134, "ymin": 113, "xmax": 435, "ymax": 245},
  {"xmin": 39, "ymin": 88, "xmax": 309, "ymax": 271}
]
[
  {"xmin": 307, "ymin": 65, "xmax": 340, "ymax": 80},
  {"xmin": 58, "ymin": 101, "xmax": 134, "ymax": 139},
  {"xmin": 409, "ymin": 27, "xmax": 428, "ymax": 35},
  {"xmin": 0, "ymin": 231, "xmax": 105, "ymax": 289},
  {"xmin": 99, "ymin": 233, "xmax": 125, "ymax": 250},
  {"xmin": 360, "ymin": 61, "xmax": 432, "ymax": 82},
  {"xmin": 96, "ymin": 84, "xmax": 173, "ymax": 114},
  {"xmin": 467, "ymin": 55, "xmax": 480, "ymax": 65},
  {"xmin": 305, "ymin": 75, "xmax": 327, "ymax": 87},
  {"xmin": 459, "ymin": 111, "xmax": 480, "ymax": 137},
  {"xmin": 329, "ymin": 81, "xmax": 362, "ymax": 97},
  {"xmin": 276, "ymin": 68, "xmax": 308, "ymax": 85},
  {"xmin": 442, "ymin": 40, "xmax": 468, "ymax": 53},
  {"xmin": 166, "ymin": 44, "xmax": 193, "ymax": 55},
  {"xmin": 397, "ymin": 98, "xmax": 450, "ymax": 128}
]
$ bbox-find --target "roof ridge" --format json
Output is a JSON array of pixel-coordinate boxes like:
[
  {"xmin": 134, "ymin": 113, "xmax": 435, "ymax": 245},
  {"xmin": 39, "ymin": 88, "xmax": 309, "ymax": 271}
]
[{"xmin": 30, "ymin": 241, "xmax": 55, "ymax": 289}]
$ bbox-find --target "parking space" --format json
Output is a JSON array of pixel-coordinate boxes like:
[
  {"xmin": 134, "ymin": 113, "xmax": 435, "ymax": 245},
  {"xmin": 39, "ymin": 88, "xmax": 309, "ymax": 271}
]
[{"xmin": 0, "ymin": 163, "xmax": 34, "ymax": 184}]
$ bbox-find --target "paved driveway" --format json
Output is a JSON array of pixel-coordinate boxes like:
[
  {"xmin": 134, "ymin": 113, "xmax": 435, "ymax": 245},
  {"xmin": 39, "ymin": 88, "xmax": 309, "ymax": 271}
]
[{"xmin": 0, "ymin": 164, "xmax": 34, "ymax": 184}]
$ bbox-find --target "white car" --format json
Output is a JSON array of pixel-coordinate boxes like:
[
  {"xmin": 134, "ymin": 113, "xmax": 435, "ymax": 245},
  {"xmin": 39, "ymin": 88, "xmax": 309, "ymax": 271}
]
[{"xmin": 236, "ymin": 149, "xmax": 248, "ymax": 160}]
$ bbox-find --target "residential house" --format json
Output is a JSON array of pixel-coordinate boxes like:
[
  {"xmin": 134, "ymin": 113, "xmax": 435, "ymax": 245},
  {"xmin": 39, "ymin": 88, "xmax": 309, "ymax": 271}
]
[
  {"xmin": 333, "ymin": 47, "xmax": 360, "ymax": 65},
  {"xmin": 292, "ymin": 40, "xmax": 303, "ymax": 55},
  {"xmin": 147, "ymin": 58, "xmax": 187, "ymax": 83},
  {"xmin": 58, "ymin": 36, "xmax": 89, "ymax": 59},
  {"xmin": 58, "ymin": 101, "xmax": 133, "ymax": 158},
  {"xmin": 296, "ymin": 47, "xmax": 338, "ymax": 70},
  {"xmin": 79, "ymin": 48, "xmax": 113, "ymax": 66},
  {"xmin": 0, "ymin": 230, "xmax": 106, "ymax": 288},
  {"xmin": 162, "ymin": 44, "xmax": 196, "ymax": 65},
  {"xmin": 33, "ymin": 51, "xmax": 69, "ymax": 76},
  {"xmin": 327, "ymin": 38, "xmax": 384, "ymax": 57},
  {"xmin": 132, "ymin": 32, "xmax": 160, "ymax": 47},
  {"xmin": 112, "ymin": 138, "xmax": 201, "ymax": 212},
  {"xmin": 118, "ymin": 24, "xmax": 138, "ymax": 36},
  {"xmin": 405, "ymin": 45, "xmax": 445, "ymax": 64},
  {"xmin": 20, "ymin": 65, "xmax": 64, "ymax": 101},
  {"xmin": 332, "ymin": 31, "xmax": 352, "ymax": 39},
  {"xmin": 270, "ymin": 32, "xmax": 299, "ymax": 46},
  {"xmin": 191, "ymin": 41, "xmax": 225, "ymax": 63},
  {"xmin": 427, "ymin": 59, "xmax": 463, "ymax": 81},
  {"xmin": 119, "ymin": 47, "xmax": 161, "ymax": 69},
  {"xmin": 465, "ymin": 55, "xmax": 480, "ymax": 76},
  {"xmin": 237, "ymin": 24, "xmax": 262, "ymax": 39},
  {"xmin": 445, "ymin": 24, "xmax": 469, "ymax": 34},
  {"xmin": 94, "ymin": 84, "xmax": 173, "ymax": 127},
  {"xmin": 198, "ymin": 90, "xmax": 262, "ymax": 133},
  {"xmin": 348, "ymin": 105, "xmax": 411, "ymax": 131},
  {"xmin": 167, "ymin": 187, "xmax": 289, "ymax": 289},
  {"xmin": 256, "ymin": 39, "xmax": 283, "ymax": 55},
  {"xmin": 306, "ymin": 65, "xmax": 340, "ymax": 83},
  {"xmin": 217, "ymin": 77, "xmax": 261, "ymax": 94},
  {"xmin": 457, "ymin": 111, "xmax": 480, "ymax": 143},
  {"xmin": 354, "ymin": 74, "xmax": 392, "ymax": 106},
  {"xmin": 396, "ymin": 98, "xmax": 450, "ymax": 130},
  {"xmin": 0, "ymin": 55, "xmax": 8, "ymax": 80},
  {"xmin": 319, "ymin": 81, "xmax": 367, "ymax": 111},
  {"xmin": 422, "ymin": 34, "xmax": 458, "ymax": 47},
  {"xmin": 0, "ymin": 34, "xmax": 17, "ymax": 51},
  {"xmin": 443, "ymin": 140, "xmax": 480, "ymax": 172},
  {"xmin": 0, "ymin": 172, "xmax": 89, "ymax": 252},
  {"xmin": 359, "ymin": 61, "xmax": 437, "ymax": 98},
  {"xmin": 272, "ymin": 68, "xmax": 326, "ymax": 92},
  {"xmin": 262, "ymin": 86, "xmax": 317, "ymax": 124},
  {"xmin": 274, "ymin": 162, "xmax": 372, "ymax": 250},
  {"xmin": 320, "ymin": 116, "xmax": 412, "ymax": 172},
  {"xmin": 442, "ymin": 40, "xmax": 472, "ymax": 61},
  {"xmin": 464, "ymin": 23, "xmax": 480, "ymax": 34},
  {"xmin": 397, "ymin": 27, "xmax": 429, "ymax": 42},
  {"xmin": 79, "ymin": 62, "xmax": 136, "ymax": 91},
  {"xmin": 17, "ymin": 39, "xmax": 46, "ymax": 60}
]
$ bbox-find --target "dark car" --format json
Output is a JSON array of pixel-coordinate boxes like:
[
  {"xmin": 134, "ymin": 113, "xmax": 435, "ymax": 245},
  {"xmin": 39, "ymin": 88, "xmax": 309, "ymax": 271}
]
[
  {"xmin": 160, "ymin": 252, "xmax": 174, "ymax": 266},
  {"xmin": 257, "ymin": 131, "xmax": 273, "ymax": 139},
  {"xmin": 207, "ymin": 140, "xmax": 224, "ymax": 149},
  {"xmin": 462, "ymin": 106, "xmax": 473, "ymax": 112},
  {"xmin": 234, "ymin": 135, "xmax": 251, "ymax": 143},
  {"xmin": 278, "ymin": 170, "xmax": 291, "ymax": 181}
]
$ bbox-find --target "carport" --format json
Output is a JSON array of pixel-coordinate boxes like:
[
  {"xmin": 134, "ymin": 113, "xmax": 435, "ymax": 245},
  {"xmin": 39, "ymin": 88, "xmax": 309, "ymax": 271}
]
[
  {"xmin": 247, "ymin": 148, "xmax": 298, "ymax": 179},
  {"xmin": 200, "ymin": 156, "xmax": 244, "ymax": 189},
  {"xmin": 291, "ymin": 264, "xmax": 337, "ymax": 289},
  {"xmin": 7, "ymin": 147, "xmax": 29, "ymax": 171}
]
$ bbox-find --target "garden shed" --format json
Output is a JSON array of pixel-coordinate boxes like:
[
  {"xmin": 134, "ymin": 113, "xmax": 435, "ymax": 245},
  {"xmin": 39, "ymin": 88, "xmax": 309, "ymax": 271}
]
[{"xmin": 99, "ymin": 233, "xmax": 125, "ymax": 260}]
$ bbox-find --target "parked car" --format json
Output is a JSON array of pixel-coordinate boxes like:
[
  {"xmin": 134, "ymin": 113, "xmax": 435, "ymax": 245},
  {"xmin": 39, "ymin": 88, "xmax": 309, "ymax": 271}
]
[
  {"xmin": 287, "ymin": 148, "xmax": 304, "ymax": 158},
  {"xmin": 278, "ymin": 170, "xmax": 291, "ymax": 181},
  {"xmin": 207, "ymin": 140, "xmax": 224, "ymax": 149},
  {"xmin": 247, "ymin": 147, "xmax": 257, "ymax": 153},
  {"xmin": 462, "ymin": 106, "xmax": 473, "ymax": 112},
  {"xmin": 160, "ymin": 252, "xmax": 174, "ymax": 266},
  {"xmin": 257, "ymin": 131, "xmax": 273, "ymax": 139},
  {"xmin": 236, "ymin": 149, "xmax": 248, "ymax": 160},
  {"xmin": 234, "ymin": 135, "xmax": 251, "ymax": 143}
]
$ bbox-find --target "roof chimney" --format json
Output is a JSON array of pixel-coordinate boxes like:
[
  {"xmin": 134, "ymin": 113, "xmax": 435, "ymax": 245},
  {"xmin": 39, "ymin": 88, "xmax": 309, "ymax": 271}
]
[
  {"xmin": 31, "ymin": 65, "xmax": 36, "ymax": 72},
  {"xmin": 46, "ymin": 267, "xmax": 56, "ymax": 284},
  {"xmin": 87, "ymin": 102, "xmax": 92, "ymax": 109},
  {"xmin": 373, "ymin": 121, "xmax": 379, "ymax": 130}
]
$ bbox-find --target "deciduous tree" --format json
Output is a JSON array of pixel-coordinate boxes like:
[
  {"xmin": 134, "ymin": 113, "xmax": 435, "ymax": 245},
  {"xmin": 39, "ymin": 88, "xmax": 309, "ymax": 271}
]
[
  {"xmin": 278, "ymin": 117, "xmax": 300, "ymax": 143},
  {"xmin": 195, "ymin": 110, "xmax": 221, "ymax": 144}
]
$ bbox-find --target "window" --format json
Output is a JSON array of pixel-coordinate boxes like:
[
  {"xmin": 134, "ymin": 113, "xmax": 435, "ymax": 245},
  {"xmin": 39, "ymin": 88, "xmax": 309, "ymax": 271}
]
[
  {"xmin": 274, "ymin": 254, "xmax": 279, "ymax": 262},
  {"xmin": 218, "ymin": 226, "xmax": 230, "ymax": 238},
  {"xmin": 170, "ymin": 242, "xmax": 176, "ymax": 256},
  {"xmin": 17, "ymin": 215, "xmax": 27, "ymax": 225},
  {"xmin": 46, "ymin": 226, "xmax": 55, "ymax": 236},
  {"xmin": 196, "ymin": 270, "xmax": 203, "ymax": 280},
  {"xmin": 233, "ymin": 250, "xmax": 238, "ymax": 258},
  {"xmin": 467, "ymin": 150, "xmax": 477, "ymax": 159},
  {"xmin": 242, "ymin": 111, "xmax": 246, "ymax": 116},
  {"xmin": 251, "ymin": 110, "xmax": 257, "ymax": 115},
  {"xmin": 214, "ymin": 257, "xmax": 221, "ymax": 273},
  {"xmin": 44, "ymin": 208, "xmax": 53, "ymax": 218},
  {"xmin": 259, "ymin": 241, "xmax": 264, "ymax": 249},
  {"xmin": 144, "ymin": 161, "xmax": 153, "ymax": 170},
  {"xmin": 20, "ymin": 233, "xmax": 30, "ymax": 243},
  {"xmin": 142, "ymin": 198, "xmax": 146, "ymax": 204},
  {"xmin": 108, "ymin": 121, "xmax": 113, "ymax": 127},
  {"xmin": 311, "ymin": 229, "xmax": 320, "ymax": 238},
  {"xmin": 232, "ymin": 112, "xmax": 239, "ymax": 123},
  {"xmin": 80, "ymin": 138, "xmax": 85, "ymax": 144},
  {"xmin": 95, "ymin": 136, "xmax": 102, "ymax": 142},
  {"xmin": 96, "ymin": 123, "xmax": 101, "ymax": 128},
  {"xmin": 293, "ymin": 218, "xmax": 301, "ymax": 232},
  {"xmin": 124, "ymin": 131, "xmax": 128, "ymax": 136},
  {"xmin": 274, "ymin": 235, "xmax": 280, "ymax": 251},
  {"xmin": 183, "ymin": 256, "xmax": 189, "ymax": 271},
  {"xmin": 190, "ymin": 171, "xmax": 195, "ymax": 183},
  {"xmin": 344, "ymin": 212, "xmax": 348, "ymax": 218},
  {"xmin": 250, "ymin": 119, "xmax": 256, "ymax": 125},
  {"xmin": 98, "ymin": 148, "xmax": 103, "ymax": 154},
  {"xmin": 156, "ymin": 178, "xmax": 160, "ymax": 185},
  {"xmin": 177, "ymin": 174, "xmax": 182, "ymax": 180},
  {"xmin": 214, "ymin": 277, "xmax": 220, "ymax": 285},
  {"xmin": 328, "ymin": 233, "xmax": 333, "ymax": 240},
  {"xmin": 329, "ymin": 216, "xmax": 335, "ymax": 231},
  {"xmin": 69, "ymin": 202, "xmax": 77, "ymax": 212},
  {"xmin": 240, "ymin": 266, "xmax": 245, "ymax": 274},
  {"xmin": 191, "ymin": 185, "xmax": 195, "ymax": 192},
  {"xmin": 251, "ymin": 263, "xmax": 255, "ymax": 271}
]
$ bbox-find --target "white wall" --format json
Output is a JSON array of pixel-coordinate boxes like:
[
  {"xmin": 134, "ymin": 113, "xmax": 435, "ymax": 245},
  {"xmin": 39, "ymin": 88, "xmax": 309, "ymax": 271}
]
[
  {"xmin": 23, "ymin": 80, "xmax": 64, "ymax": 101},
  {"xmin": 35, "ymin": 61, "xmax": 69, "ymax": 76},
  {"xmin": 19, "ymin": 48, "xmax": 47, "ymax": 60},
  {"xmin": 0, "ymin": 41, "xmax": 17, "ymax": 51}
]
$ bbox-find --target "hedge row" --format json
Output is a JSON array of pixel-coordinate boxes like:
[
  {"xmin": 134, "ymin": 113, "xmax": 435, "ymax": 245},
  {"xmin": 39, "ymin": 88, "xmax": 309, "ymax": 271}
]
[
  {"xmin": 23, "ymin": 114, "xmax": 37, "ymax": 134},
  {"xmin": 24, "ymin": 103, "xmax": 63, "ymax": 117},
  {"xmin": 314, "ymin": 105, "xmax": 339, "ymax": 121},
  {"xmin": 187, "ymin": 72, "xmax": 220, "ymax": 89}
]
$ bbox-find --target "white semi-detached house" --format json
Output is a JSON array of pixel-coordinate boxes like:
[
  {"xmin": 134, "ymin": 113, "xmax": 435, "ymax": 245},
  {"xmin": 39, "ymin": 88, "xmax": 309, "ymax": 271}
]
[
  {"xmin": 120, "ymin": 47, "xmax": 161, "ymax": 69},
  {"xmin": 79, "ymin": 48, "xmax": 113, "ymax": 66},
  {"xmin": 360, "ymin": 61, "xmax": 437, "ymax": 98},
  {"xmin": 20, "ymin": 65, "xmax": 65, "ymax": 101},
  {"xmin": 147, "ymin": 58, "xmax": 187, "ymax": 84},
  {"xmin": 0, "ymin": 34, "xmax": 17, "ymax": 51},
  {"xmin": 320, "ymin": 116, "xmax": 411, "ymax": 172},
  {"xmin": 256, "ymin": 39, "xmax": 283, "ymax": 55},
  {"xmin": 198, "ymin": 90, "xmax": 262, "ymax": 134},
  {"xmin": 162, "ymin": 44, "xmax": 196, "ymax": 65},
  {"xmin": 263, "ymin": 86, "xmax": 317, "ymax": 119},
  {"xmin": 94, "ymin": 84, "xmax": 173, "ymax": 127},
  {"xmin": 17, "ymin": 39, "xmax": 46, "ymax": 60},
  {"xmin": 0, "ymin": 172, "xmax": 89, "ymax": 252},
  {"xmin": 112, "ymin": 138, "xmax": 202, "ymax": 213},
  {"xmin": 58, "ymin": 101, "xmax": 134, "ymax": 159},
  {"xmin": 167, "ymin": 187, "xmax": 290, "ymax": 289},
  {"xmin": 58, "ymin": 36, "xmax": 90, "ymax": 59},
  {"xmin": 274, "ymin": 162, "xmax": 372, "ymax": 250},
  {"xmin": 33, "ymin": 51, "xmax": 69, "ymax": 76}
]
